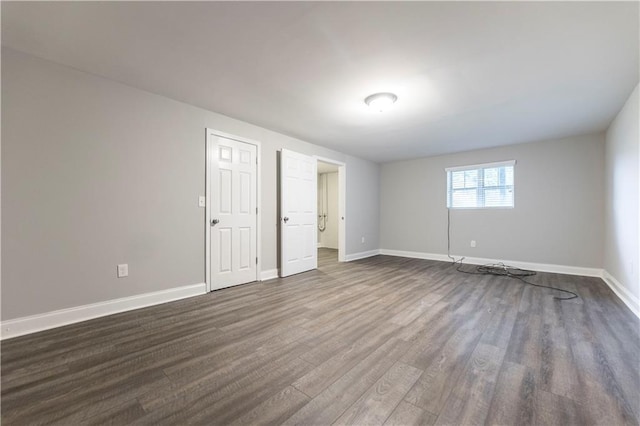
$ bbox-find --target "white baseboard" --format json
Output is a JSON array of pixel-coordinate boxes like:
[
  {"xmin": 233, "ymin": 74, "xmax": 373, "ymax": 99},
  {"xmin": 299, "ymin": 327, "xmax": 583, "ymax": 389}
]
[
  {"xmin": 379, "ymin": 249, "xmax": 450, "ymax": 263},
  {"xmin": 1, "ymin": 283, "xmax": 207, "ymax": 340},
  {"xmin": 378, "ymin": 249, "xmax": 603, "ymax": 277},
  {"xmin": 602, "ymin": 270, "xmax": 640, "ymax": 319},
  {"xmin": 345, "ymin": 249, "xmax": 380, "ymax": 262},
  {"xmin": 260, "ymin": 269, "xmax": 279, "ymax": 281}
]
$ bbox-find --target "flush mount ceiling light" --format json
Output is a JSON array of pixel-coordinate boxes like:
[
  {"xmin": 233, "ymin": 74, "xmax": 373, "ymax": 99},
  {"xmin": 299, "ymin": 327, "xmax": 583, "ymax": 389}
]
[{"xmin": 364, "ymin": 92, "xmax": 398, "ymax": 112}]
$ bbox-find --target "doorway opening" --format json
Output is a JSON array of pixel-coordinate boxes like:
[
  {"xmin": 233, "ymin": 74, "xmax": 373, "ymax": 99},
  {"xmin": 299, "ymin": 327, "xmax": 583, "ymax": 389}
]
[
  {"xmin": 278, "ymin": 150, "xmax": 346, "ymax": 278},
  {"xmin": 316, "ymin": 157, "xmax": 345, "ymax": 263}
]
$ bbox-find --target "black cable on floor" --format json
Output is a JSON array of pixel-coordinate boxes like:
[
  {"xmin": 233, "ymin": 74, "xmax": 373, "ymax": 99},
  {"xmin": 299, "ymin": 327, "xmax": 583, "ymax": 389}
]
[{"xmin": 455, "ymin": 261, "xmax": 578, "ymax": 300}]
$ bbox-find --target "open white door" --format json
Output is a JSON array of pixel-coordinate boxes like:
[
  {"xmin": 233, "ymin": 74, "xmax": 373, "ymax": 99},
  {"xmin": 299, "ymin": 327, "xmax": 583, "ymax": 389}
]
[
  {"xmin": 209, "ymin": 135, "xmax": 258, "ymax": 290},
  {"xmin": 280, "ymin": 149, "xmax": 317, "ymax": 277}
]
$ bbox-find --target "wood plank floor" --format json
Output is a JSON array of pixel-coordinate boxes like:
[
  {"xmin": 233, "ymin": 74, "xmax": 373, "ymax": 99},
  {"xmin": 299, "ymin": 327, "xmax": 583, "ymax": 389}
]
[{"xmin": 2, "ymin": 249, "xmax": 639, "ymax": 425}]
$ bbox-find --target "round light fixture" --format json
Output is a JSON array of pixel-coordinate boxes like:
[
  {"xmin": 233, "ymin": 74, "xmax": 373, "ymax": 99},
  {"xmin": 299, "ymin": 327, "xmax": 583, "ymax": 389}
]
[{"xmin": 364, "ymin": 92, "xmax": 398, "ymax": 112}]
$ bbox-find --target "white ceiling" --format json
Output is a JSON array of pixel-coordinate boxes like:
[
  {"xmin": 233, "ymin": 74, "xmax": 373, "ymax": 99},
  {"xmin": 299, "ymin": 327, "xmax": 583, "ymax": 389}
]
[{"xmin": 2, "ymin": 2, "xmax": 638, "ymax": 163}]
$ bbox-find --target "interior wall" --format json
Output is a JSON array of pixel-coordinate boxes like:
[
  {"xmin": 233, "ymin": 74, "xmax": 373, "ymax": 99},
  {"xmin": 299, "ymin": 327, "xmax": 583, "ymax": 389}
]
[
  {"xmin": 347, "ymin": 157, "xmax": 380, "ymax": 255},
  {"xmin": 1, "ymin": 48, "xmax": 381, "ymax": 320},
  {"xmin": 604, "ymin": 84, "xmax": 639, "ymax": 302},
  {"xmin": 317, "ymin": 172, "xmax": 338, "ymax": 249},
  {"xmin": 380, "ymin": 133, "xmax": 605, "ymax": 268}
]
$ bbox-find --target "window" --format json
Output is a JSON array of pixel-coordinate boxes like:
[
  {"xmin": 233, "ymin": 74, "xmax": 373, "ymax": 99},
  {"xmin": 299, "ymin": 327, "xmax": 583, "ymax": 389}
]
[{"xmin": 446, "ymin": 160, "xmax": 515, "ymax": 209}]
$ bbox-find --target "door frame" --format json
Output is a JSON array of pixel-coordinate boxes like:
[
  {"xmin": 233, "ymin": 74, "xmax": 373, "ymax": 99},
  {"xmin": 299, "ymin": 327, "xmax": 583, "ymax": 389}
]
[
  {"xmin": 314, "ymin": 155, "xmax": 346, "ymax": 262},
  {"xmin": 205, "ymin": 128, "xmax": 262, "ymax": 292}
]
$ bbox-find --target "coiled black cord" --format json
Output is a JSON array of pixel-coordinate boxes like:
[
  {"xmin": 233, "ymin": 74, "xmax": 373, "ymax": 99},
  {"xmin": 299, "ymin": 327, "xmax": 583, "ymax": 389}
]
[{"xmin": 455, "ymin": 262, "xmax": 578, "ymax": 300}]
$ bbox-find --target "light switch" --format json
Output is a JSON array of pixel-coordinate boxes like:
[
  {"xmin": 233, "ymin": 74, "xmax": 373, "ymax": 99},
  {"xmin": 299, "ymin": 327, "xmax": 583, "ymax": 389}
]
[
  {"xmin": 198, "ymin": 196, "xmax": 206, "ymax": 208},
  {"xmin": 117, "ymin": 264, "xmax": 129, "ymax": 278}
]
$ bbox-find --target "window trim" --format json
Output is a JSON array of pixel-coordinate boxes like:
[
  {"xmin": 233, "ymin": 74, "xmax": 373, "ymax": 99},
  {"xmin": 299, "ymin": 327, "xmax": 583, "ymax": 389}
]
[
  {"xmin": 446, "ymin": 160, "xmax": 516, "ymax": 209},
  {"xmin": 444, "ymin": 160, "xmax": 516, "ymax": 173}
]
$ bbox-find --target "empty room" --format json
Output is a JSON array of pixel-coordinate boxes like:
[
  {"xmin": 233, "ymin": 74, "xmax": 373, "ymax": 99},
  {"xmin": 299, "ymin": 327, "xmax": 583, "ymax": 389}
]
[{"xmin": 2, "ymin": 1, "xmax": 639, "ymax": 425}]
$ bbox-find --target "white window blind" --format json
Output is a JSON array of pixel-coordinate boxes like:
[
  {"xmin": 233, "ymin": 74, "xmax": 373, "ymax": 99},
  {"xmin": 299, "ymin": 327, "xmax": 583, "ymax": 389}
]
[{"xmin": 446, "ymin": 160, "xmax": 515, "ymax": 209}]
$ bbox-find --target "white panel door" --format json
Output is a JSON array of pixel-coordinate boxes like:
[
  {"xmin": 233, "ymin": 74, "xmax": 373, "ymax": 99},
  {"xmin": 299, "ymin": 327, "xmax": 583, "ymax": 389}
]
[
  {"xmin": 280, "ymin": 149, "xmax": 317, "ymax": 277},
  {"xmin": 211, "ymin": 136, "xmax": 257, "ymax": 290}
]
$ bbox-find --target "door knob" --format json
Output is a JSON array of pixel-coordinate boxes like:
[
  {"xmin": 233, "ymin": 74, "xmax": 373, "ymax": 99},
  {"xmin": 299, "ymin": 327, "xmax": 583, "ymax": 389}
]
[
  {"xmin": 283, "ymin": 217, "xmax": 289, "ymax": 223},
  {"xmin": 211, "ymin": 219, "xmax": 219, "ymax": 226}
]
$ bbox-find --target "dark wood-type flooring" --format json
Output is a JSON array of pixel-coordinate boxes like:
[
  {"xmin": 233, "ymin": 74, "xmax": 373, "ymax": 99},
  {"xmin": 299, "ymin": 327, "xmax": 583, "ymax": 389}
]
[{"xmin": 2, "ymin": 249, "xmax": 639, "ymax": 425}]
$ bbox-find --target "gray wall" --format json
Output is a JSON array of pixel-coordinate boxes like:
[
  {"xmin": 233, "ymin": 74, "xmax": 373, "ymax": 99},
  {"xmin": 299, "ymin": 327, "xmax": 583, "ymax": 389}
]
[
  {"xmin": 380, "ymin": 133, "xmax": 605, "ymax": 268},
  {"xmin": 1, "ymin": 48, "xmax": 380, "ymax": 320},
  {"xmin": 604, "ymin": 84, "xmax": 639, "ymax": 301},
  {"xmin": 346, "ymin": 157, "xmax": 380, "ymax": 254}
]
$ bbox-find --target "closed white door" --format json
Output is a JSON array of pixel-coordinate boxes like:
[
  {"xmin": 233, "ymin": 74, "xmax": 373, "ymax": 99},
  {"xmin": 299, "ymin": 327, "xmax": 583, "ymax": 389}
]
[
  {"xmin": 210, "ymin": 136, "xmax": 257, "ymax": 290},
  {"xmin": 280, "ymin": 149, "xmax": 317, "ymax": 277}
]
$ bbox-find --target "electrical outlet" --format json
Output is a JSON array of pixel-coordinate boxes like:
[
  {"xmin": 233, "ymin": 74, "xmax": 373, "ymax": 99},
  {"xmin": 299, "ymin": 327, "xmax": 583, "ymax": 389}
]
[
  {"xmin": 198, "ymin": 196, "xmax": 206, "ymax": 208},
  {"xmin": 470, "ymin": 240, "xmax": 477, "ymax": 248},
  {"xmin": 361, "ymin": 236, "xmax": 365, "ymax": 244},
  {"xmin": 117, "ymin": 264, "xmax": 129, "ymax": 278}
]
